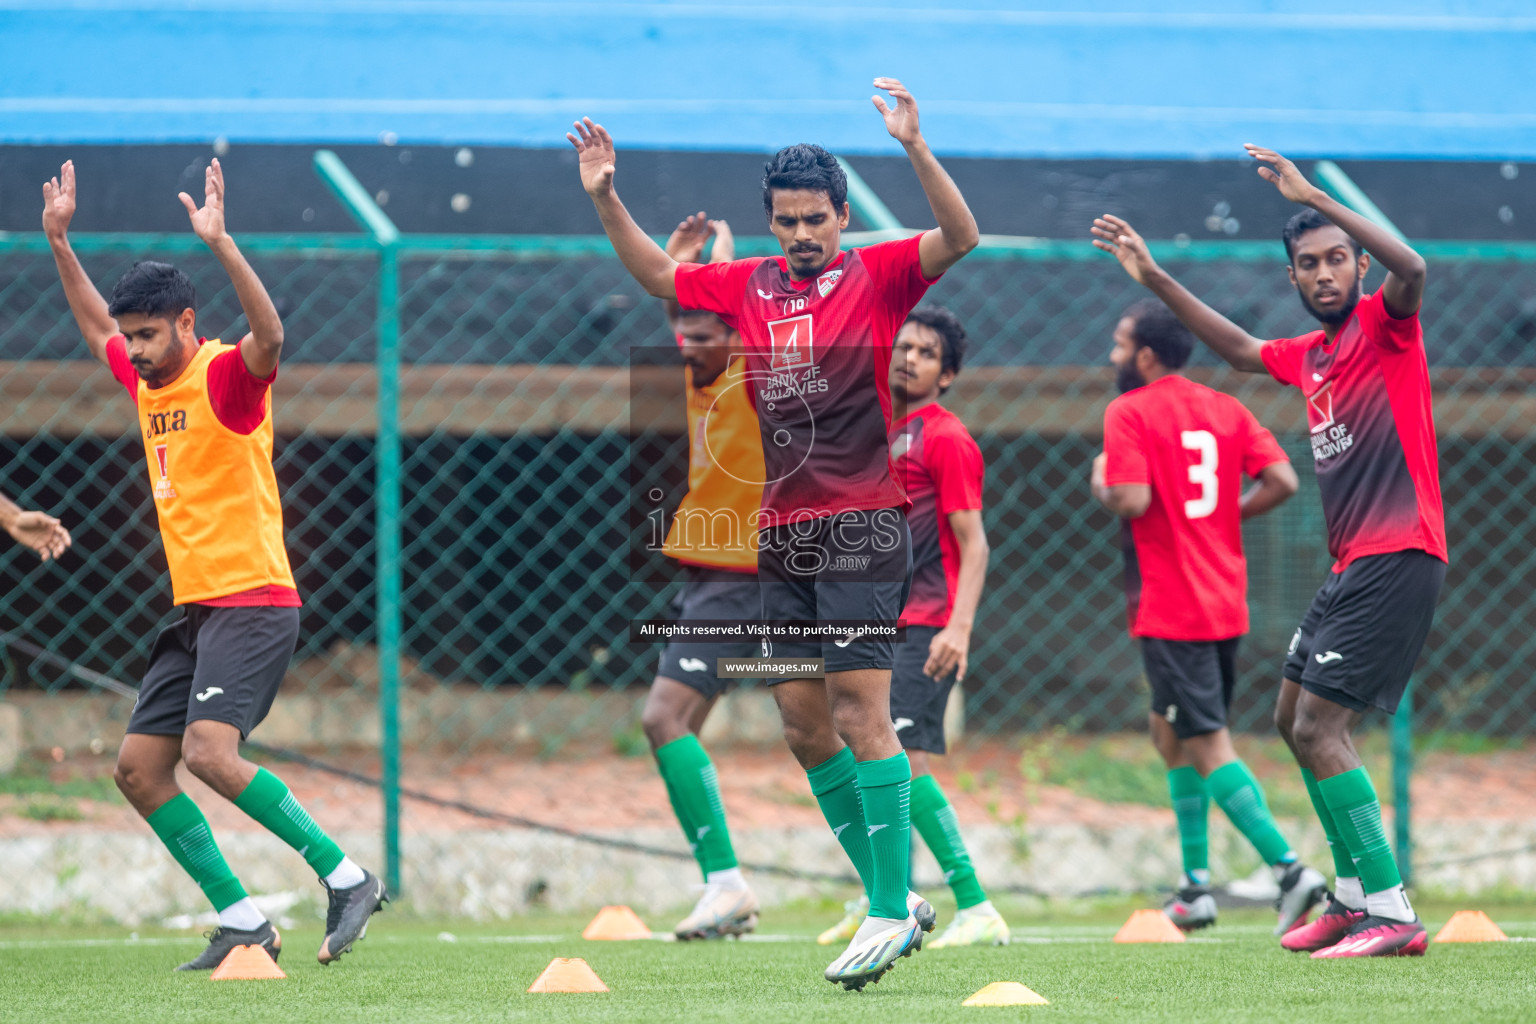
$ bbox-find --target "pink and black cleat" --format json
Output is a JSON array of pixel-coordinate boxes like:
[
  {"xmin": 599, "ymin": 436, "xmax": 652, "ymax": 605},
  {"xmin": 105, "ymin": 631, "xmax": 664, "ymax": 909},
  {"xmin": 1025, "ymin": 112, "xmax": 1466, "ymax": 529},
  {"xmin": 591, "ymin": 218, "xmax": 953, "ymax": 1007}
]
[
  {"xmin": 1281, "ymin": 898, "xmax": 1364, "ymax": 952},
  {"xmin": 1311, "ymin": 915, "xmax": 1428, "ymax": 959}
]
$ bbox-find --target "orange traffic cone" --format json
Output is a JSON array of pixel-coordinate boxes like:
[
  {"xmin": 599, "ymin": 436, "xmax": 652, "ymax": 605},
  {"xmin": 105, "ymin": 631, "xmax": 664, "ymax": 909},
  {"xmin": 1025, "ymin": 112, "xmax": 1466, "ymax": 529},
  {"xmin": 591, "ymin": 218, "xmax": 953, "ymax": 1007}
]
[
  {"xmin": 210, "ymin": 944, "xmax": 286, "ymax": 980},
  {"xmin": 582, "ymin": 905, "xmax": 651, "ymax": 940},
  {"xmin": 1113, "ymin": 908, "xmax": 1187, "ymax": 943},
  {"xmin": 1433, "ymin": 910, "xmax": 1508, "ymax": 943},
  {"xmin": 527, "ymin": 957, "xmax": 609, "ymax": 993}
]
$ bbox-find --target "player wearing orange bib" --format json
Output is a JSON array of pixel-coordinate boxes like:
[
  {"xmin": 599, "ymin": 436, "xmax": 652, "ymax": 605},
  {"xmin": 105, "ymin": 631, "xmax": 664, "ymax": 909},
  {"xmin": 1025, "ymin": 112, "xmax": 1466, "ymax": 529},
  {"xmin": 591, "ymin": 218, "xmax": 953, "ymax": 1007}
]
[
  {"xmin": 641, "ymin": 214, "xmax": 766, "ymax": 940},
  {"xmin": 43, "ymin": 160, "xmax": 385, "ymax": 971}
]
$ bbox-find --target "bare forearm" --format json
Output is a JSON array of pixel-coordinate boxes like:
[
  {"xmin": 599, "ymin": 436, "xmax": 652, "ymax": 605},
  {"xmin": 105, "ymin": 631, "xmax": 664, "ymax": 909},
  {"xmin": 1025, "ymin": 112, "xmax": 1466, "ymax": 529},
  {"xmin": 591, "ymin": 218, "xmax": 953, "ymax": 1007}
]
[
  {"xmin": 210, "ymin": 236, "xmax": 283, "ymax": 361},
  {"xmin": 47, "ymin": 234, "xmax": 116, "ymax": 364},
  {"xmin": 0, "ymin": 493, "xmax": 19, "ymax": 533},
  {"xmin": 1094, "ymin": 481, "xmax": 1150, "ymax": 518},
  {"xmin": 592, "ymin": 191, "xmax": 678, "ymax": 298},
  {"xmin": 1142, "ymin": 267, "xmax": 1266, "ymax": 373},
  {"xmin": 1307, "ymin": 193, "xmax": 1424, "ymax": 285},
  {"xmin": 1240, "ymin": 463, "xmax": 1299, "ymax": 520},
  {"xmin": 947, "ymin": 536, "xmax": 988, "ymax": 631},
  {"xmin": 908, "ymin": 138, "xmax": 978, "ymax": 276}
]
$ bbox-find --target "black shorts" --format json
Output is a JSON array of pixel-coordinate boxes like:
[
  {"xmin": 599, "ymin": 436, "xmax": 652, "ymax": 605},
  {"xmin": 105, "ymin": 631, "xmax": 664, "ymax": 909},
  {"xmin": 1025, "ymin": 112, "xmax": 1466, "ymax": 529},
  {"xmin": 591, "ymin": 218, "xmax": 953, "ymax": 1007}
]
[
  {"xmin": 889, "ymin": 625, "xmax": 957, "ymax": 754},
  {"xmin": 1141, "ymin": 636, "xmax": 1240, "ymax": 739},
  {"xmin": 655, "ymin": 568, "xmax": 761, "ymax": 699},
  {"xmin": 127, "ymin": 605, "xmax": 300, "ymax": 740},
  {"xmin": 1283, "ymin": 549, "xmax": 1445, "ymax": 714},
  {"xmin": 757, "ymin": 508, "xmax": 912, "ymax": 678}
]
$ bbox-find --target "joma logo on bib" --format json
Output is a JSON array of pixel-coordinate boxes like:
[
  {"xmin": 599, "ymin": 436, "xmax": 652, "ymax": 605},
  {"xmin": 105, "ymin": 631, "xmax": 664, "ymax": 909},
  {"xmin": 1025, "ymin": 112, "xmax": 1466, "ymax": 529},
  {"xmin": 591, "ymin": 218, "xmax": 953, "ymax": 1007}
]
[{"xmin": 145, "ymin": 409, "xmax": 188, "ymax": 439}]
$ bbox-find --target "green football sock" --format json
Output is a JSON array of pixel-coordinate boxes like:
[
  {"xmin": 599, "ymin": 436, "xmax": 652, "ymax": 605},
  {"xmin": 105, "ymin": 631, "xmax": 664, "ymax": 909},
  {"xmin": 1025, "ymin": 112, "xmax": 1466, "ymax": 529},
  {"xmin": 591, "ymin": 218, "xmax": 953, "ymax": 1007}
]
[
  {"xmin": 1167, "ymin": 766, "xmax": 1210, "ymax": 883},
  {"xmin": 807, "ymin": 747, "xmax": 875, "ymax": 897},
  {"xmin": 146, "ymin": 792, "xmax": 248, "ymax": 911},
  {"xmin": 233, "ymin": 767, "xmax": 347, "ymax": 878},
  {"xmin": 654, "ymin": 734, "xmax": 738, "ymax": 876},
  {"xmin": 910, "ymin": 773, "xmax": 987, "ymax": 910},
  {"xmin": 1318, "ymin": 766, "xmax": 1401, "ymax": 895},
  {"xmin": 657, "ymin": 770, "xmax": 707, "ymax": 880},
  {"xmin": 1206, "ymin": 760, "xmax": 1295, "ymax": 866},
  {"xmin": 855, "ymin": 752, "xmax": 912, "ymax": 921},
  {"xmin": 1301, "ymin": 766, "xmax": 1358, "ymax": 882}
]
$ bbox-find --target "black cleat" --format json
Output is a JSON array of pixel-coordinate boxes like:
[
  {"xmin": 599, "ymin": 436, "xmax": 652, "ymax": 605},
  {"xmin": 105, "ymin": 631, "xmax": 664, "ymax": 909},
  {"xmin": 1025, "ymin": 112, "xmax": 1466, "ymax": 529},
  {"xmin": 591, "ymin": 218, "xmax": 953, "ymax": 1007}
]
[
  {"xmin": 175, "ymin": 921, "xmax": 281, "ymax": 971},
  {"xmin": 317, "ymin": 869, "xmax": 388, "ymax": 965}
]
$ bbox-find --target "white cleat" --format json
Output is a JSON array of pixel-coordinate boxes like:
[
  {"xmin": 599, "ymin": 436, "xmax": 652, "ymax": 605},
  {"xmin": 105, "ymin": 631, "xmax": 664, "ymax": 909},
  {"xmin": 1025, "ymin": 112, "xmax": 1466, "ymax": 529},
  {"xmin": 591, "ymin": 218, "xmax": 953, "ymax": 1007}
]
[
  {"xmin": 674, "ymin": 882, "xmax": 759, "ymax": 940},
  {"xmin": 928, "ymin": 903, "xmax": 1011, "ymax": 948},
  {"xmin": 817, "ymin": 895, "xmax": 868, "ymax": 945},
  {"xmin": 1274, "ymin": 863, "xmax": 1328, "ymax": 936},
  {"xmin": 824, "ymin": 913, "xmax": 924, "ymax": 990}
]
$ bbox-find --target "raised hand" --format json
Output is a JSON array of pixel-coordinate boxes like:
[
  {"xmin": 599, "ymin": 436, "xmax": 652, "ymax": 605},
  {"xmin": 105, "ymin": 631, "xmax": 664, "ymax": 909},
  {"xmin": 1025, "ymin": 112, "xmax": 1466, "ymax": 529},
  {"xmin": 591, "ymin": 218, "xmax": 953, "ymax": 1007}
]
[
  {"xmin": 707, "ymin": 219, "xmax": 735, "ymax": 263},
  {"xmin": 872, "ymin": 77, "xmax": 922, "ymax": 145},
  {"xmin": 8, "ymin": 511, "xmax": 72, "ymax": 562},
  {"xmin": 179, "ymin": 158, "xmax": 227, "ymax": 246},
  {"xmin": 567, "ymin": 117, "xmax": 617, "ymax": 197},
  {"xmin": 1244, "ymin": 145, "xmax": 1323, "ymax": 206},
  {"xmin": 41, "ymin": 160, "xmax": 78, "ymax": 240},
  {"xmin": 665, "ymin": 212, "xmax": 714, "ymax": 264},
  {"xmin": 1091, "ymin": 214, "xmax": 1159, "ymax": 286}
]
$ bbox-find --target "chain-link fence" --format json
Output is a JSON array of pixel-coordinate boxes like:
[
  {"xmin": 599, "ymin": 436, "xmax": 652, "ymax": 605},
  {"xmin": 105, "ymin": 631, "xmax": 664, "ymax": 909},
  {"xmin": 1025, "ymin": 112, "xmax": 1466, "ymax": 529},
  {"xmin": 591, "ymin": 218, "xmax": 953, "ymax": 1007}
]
[{"xmin": 3, "ymin": 216, "xmax": 1535, "ymax": 921}]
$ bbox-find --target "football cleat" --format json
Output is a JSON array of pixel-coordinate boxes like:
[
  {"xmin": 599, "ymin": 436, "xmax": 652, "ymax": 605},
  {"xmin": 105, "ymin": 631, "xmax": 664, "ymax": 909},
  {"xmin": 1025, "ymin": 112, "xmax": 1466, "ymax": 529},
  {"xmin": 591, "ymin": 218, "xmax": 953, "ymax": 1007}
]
[
  {"xmin": 817, "ymin": 895, "xmax": 869, "ymax": 945},
  {"xmin": 674, "ymin": 882, "xmax": 760, "ymax": 940},
  {"xmin": 1273, "ymin": 863, "xmax": 1328, "ymax": 935},
  {"xmin": 928, "ymin": 904, "xmax": 1010, "ymax": 948},
  {"xmin": 317, "ymin": 869, "xmax": 388, "ymax": 964},
  {"xmin": 1281, "ymin": 896, "xmax": 1365, "ymax": 952},
  {"xmin": 824, "ymin": 914, "xmax": 924, "ymax": 990},
  {"xmin": 1163, "ymin": 886, "xmax": 1218, "ymax": 932},
  {"xmin": 1311, "ymin": 915, "xmax": 1428, "ymax": 958},
  {"xmin": 908, "ymin": 891, "xmax": 937, "ymax": 935},
  {"xmin": 175, "ymin": 921, "xmax": 281, "ymax": 971}
]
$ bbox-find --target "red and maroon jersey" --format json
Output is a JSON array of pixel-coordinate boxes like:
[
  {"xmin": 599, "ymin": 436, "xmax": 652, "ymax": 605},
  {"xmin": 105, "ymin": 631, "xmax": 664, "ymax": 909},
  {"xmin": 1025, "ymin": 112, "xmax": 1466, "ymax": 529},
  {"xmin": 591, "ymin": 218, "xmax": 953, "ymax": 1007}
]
[
  {"xmin": 1103, "ymin": 374, "xmax": 1289, "ymax": 640},
  {"xmin": 889, "ymin": 403, "xmax": 985, "ymax": 628},
  {"xmin": 1260, "ymin": 289, "xmax": 1447, "ymax": 573},
  {"xmin": 674, "ymin": 233, "xmax": 939, "ymax": 522}
]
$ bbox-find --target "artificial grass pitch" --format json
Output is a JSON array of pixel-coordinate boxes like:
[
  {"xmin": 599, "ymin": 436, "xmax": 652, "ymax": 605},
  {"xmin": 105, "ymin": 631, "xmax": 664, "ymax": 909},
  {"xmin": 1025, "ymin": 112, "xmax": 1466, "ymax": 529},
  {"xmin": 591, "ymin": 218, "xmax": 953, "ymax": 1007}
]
[{"xmin": 1, "ymin": 903, "xmax": 1532, "ymax": 1024}]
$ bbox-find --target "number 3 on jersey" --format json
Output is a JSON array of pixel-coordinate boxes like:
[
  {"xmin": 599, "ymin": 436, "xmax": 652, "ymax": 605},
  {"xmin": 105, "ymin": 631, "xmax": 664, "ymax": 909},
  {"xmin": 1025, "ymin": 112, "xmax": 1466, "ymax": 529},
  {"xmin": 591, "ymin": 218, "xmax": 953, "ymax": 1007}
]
[{"xmin": 1181, "ymin": 429, "xmax": 1217, "ymax": 519}]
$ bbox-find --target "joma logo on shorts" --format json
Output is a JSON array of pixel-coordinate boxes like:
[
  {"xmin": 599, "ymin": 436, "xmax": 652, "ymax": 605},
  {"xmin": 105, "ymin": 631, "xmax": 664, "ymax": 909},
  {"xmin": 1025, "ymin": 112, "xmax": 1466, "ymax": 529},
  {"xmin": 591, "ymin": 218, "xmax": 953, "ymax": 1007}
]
[{"xmin": 829, "ymin": 555, "xmax": 872, "ymax": 571}]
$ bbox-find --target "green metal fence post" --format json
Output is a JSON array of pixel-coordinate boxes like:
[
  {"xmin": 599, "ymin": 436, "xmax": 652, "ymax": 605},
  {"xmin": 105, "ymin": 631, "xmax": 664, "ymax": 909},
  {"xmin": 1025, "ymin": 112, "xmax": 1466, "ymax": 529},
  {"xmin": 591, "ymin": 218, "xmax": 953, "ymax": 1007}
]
[
  {"xmin": 1313, "ymin": 158, "xmax": 1415, "ymax": 884},
  {"xmin": 835, "ymin": 157, "xmax": 906, "ymax": 234},
  {"xmin": 312, "ymin": 150, "xmax": 405, "ymax": 898}
]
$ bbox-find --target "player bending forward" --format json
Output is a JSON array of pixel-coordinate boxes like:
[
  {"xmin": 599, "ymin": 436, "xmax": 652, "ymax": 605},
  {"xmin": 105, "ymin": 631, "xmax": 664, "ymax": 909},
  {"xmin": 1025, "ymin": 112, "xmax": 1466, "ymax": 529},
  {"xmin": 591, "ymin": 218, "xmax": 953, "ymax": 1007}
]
[
  {"xmin": 641, "ymin": 214, "xmax": 764, "ymax": 940},
  {"xmin": 819, "ymin": 305, "xmax": 1007, "ymax": 949},
  {"xmin": 1094, "ymin": 146, "xmax": 1446, "ymax": 958},
  {"xmin": 44, "ymin": 160, "xmax": 386, "ymax": 970},
  {"xmin": 571, "ymin": 76, "xmax": 978, "ymax": 988},
  {"xmin": 1090, "ymin": 299, "xmax": 1325, "ymax": 934}
]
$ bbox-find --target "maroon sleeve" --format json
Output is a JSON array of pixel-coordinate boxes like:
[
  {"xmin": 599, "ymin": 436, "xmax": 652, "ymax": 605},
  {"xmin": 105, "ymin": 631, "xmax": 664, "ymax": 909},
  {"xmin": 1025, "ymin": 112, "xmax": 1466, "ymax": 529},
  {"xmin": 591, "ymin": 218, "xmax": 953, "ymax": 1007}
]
[
  {"xmin": 1102, "ymin": 398, "xmax": 1149, "ymax": 486},
  {"xmin": 858, "ymin": 232, "xmax": 940, "ymax": 316},
  {"xmin": 206, "ymin": 344, "xmax": 274, "ymax": 435},
  {"xmin": 104, "ymin": 335, "xmax": 140, "ymax": 401},
  {"xmin": 1241, "ymin": 405, "xmax": 1290, "ymax": 478},
  {"xmin": 673, "ymin": 258, "xmax": 762, "ymax": 324},
  {"xmin": 1355, "ymin": 288, "xmax": 1423, "ymax": 353},
  {"xmin": 927, "ymin": 426, "xmax": 985, "ymax": 515},
  {"xmin": 1259, "ymin": 336, "xmax": 1306, "ymax": 387}
]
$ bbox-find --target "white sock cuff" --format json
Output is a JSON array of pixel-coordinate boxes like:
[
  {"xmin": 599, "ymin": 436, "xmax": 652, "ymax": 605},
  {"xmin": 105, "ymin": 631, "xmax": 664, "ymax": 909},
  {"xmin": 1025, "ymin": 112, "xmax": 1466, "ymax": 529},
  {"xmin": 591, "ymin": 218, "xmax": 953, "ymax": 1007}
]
[
  {"xmin": 217, "ymin": 896, "xmax": 268, "ymax": 932},
  {"xmin": 323, "ymin": 856, "xmax": 366, "ymax": 890}
]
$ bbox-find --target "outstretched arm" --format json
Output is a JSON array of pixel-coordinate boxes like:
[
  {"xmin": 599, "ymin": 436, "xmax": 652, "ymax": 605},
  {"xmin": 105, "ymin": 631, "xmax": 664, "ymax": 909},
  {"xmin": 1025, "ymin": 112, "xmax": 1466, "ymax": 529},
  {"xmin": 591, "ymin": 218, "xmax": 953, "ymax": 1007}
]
[
  {"xmin": 1244, "ymin": 145, "xmax": 1426, "ymax": 319},
  {"xmin": 180, "ymin": 159, "xmax": 284, "ymax": 379},
  {"xmin": 0, "ymin": 492, "xmax": 72, "ymax": 562},
  {"xmin": 1092, "ymin": 215, "xmax": 1267, "ymax": 373},
  {"xmin": 1240, "ymin": 460, "xmax": 1299, "ymax": 521},
  {"xmin": 42, "ymin": 161, "xmax": 117, "ymax": 367},
  {"xmin": 873, "ymin": 78, "xmax": 979, "ymax": 279},
  {"xmin": 568, "ymin": 118, "xmax": 678, "ymax": 299}
]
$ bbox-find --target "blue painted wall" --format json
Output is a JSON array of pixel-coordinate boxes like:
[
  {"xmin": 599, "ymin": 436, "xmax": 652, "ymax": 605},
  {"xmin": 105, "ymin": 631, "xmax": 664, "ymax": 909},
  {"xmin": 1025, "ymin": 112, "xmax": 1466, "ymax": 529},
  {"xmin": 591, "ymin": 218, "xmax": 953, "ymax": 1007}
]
[{"xmin": 1, "ymin": 1, "xmax": 1533, "ymax": 158}]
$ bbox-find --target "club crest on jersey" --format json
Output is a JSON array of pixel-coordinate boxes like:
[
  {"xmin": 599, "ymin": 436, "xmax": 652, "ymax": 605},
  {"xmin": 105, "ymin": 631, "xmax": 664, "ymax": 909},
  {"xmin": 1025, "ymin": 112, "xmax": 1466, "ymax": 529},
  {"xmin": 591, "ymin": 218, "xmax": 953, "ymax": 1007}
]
[
  {"xmin": 816, "ymin": 268, "xmax": 843, "ymax": 298},
  {"xmin": 767, "ymin": 313, "xmax": 814, "ymax": 371},
  {"xmin": 152, "ymin": 444, "xmax": 177, "ymax": 500}
]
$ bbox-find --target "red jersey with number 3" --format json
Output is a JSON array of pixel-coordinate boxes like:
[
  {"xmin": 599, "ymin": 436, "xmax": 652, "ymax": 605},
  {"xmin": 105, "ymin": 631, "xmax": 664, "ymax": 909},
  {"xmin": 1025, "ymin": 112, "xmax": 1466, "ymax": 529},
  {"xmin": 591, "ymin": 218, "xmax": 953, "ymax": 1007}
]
[
  {"xmin": 1261, "ymin": 289, "xmax": 1447, "ymax": 573},
  {"xmin": 674, "ymin": 233, "xmax": 939, "ymax": 522},
  {"xmin": 1103, "ymin": 374, "xmax": 1289, "ymax": 640}
]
